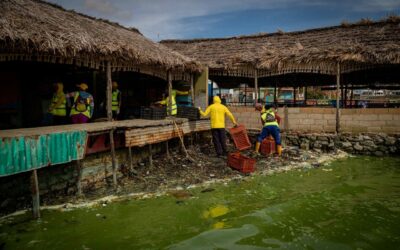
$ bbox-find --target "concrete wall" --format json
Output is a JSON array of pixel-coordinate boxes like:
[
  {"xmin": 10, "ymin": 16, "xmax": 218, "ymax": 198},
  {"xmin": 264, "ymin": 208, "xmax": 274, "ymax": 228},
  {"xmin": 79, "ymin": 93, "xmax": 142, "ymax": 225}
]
[{"xmin": 226, "ymin": 107, "xmax": 400, "ymax": 133}]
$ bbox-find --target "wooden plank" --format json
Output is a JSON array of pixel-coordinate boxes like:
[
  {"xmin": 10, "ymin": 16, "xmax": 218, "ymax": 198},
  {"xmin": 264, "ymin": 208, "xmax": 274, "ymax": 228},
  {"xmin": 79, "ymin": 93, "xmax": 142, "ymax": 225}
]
[{"xmin": 31, "ymin": 170, "xmax": 40, "ymax": 219}]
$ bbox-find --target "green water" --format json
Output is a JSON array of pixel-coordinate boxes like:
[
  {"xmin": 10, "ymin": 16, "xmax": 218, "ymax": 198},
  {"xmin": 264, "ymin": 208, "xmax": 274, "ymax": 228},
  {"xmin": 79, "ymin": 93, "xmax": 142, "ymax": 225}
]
[{"xmin": 1, "ymin": 156, "xmax": 400, "ymax": 250}]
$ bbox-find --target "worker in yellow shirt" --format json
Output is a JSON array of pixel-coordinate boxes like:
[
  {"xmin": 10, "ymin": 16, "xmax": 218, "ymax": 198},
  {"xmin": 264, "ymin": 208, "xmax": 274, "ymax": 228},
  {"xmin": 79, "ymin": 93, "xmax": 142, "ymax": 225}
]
[
  {"xmin": 47, "ymin": 82, "xmax": 67, "ymax": 125},
  {"xmin": 111, "ymin": 81, "xmax": 121, "ymax": 120},
  {"xmin": 199, "ymin": 96, "xmax": 237, "ymax": 158},
  {"xmin": 66, "ymin": 83, "xmax": 94, "ymax": 124},
  {"xmin": 157, "ymin": 89, "xmax": 188, "ymax": 116},
  {"xmin": 255, "ymin": 104, "xmax": 282, "ymax": 156}
]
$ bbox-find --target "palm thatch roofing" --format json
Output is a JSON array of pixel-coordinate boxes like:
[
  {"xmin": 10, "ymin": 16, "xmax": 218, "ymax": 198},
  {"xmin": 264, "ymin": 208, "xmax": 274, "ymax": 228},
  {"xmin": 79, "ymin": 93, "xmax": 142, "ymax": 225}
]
[
  {"xmin": 0, "ymin": 0, "xmax": 201, "ymax": 79},
  {"xmin": 161, "ymin": 17, "xmax": 400, "ymax": 79}
]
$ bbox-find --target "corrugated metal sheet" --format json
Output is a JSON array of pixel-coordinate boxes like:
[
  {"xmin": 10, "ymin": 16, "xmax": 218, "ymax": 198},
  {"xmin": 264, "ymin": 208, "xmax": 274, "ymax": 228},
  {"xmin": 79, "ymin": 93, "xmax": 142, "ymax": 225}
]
[{"xmin": 0, "ymin": 131, "xmax": 87, "ymax": 177}]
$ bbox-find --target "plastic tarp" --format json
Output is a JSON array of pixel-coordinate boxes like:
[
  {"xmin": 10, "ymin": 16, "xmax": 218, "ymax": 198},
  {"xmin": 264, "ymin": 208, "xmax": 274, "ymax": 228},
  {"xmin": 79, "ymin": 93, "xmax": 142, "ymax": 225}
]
[{"xmin": 0, "ymin": 131, "xmax": 87, "ymax": 177}]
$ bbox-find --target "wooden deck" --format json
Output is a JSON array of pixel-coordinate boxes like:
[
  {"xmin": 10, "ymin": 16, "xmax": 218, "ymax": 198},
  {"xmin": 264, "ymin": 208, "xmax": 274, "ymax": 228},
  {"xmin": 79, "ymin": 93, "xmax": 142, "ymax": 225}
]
[{"xmin": 0, "ymin": 118, "xmax": 190, "ymax": 138}]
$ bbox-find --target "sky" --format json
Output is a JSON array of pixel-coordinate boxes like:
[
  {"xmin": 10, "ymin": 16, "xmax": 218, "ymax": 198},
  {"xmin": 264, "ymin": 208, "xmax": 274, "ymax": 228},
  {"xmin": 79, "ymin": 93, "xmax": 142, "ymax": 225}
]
[{"xmin": 48, "ymin": 0, "xmax": 400, "ymax": 41}]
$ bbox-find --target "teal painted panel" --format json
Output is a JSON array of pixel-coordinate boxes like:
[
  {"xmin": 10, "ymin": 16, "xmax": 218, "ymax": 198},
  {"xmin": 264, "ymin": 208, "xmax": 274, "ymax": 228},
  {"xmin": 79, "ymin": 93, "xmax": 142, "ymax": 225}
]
[{"xmin": 0, "ymin": 131, "xmax": 87, "ymax": 177}]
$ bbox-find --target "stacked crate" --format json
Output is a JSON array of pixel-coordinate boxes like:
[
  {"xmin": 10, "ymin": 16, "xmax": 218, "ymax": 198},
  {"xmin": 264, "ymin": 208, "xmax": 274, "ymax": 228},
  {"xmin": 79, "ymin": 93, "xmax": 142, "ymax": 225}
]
[
  {"xmin": 227, "ymin": 124, "xmax": 256, "ymax": 173},
  {"xmin": 177, "ymin": 106, "xmax": 200, "ymax": 120},
  {"xmin": 140, "ymin": 106, "xmax": 167, "ymax": 120}
]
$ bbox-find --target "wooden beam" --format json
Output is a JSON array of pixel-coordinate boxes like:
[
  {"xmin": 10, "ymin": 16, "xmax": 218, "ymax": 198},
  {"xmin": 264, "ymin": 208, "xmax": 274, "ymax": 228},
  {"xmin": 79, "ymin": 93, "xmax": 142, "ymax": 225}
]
[
  {"xmin": 110, "ymin": 129, "xmax": 117, "ymax": 189},
  {"xmin": 167, "ymin": 71, "xmax": 173, "ymax": 116},
  {"xmin": 106, "ymin": 62, "xmax": 113, "ymax": 121},
  {"xmin": 30, "ymin": 169, "xmax": 40, "ymax": 219},
  {"xmin": 336, "ymin": 62, "xmax": 341, "ymax": 134},
  {"xmin": 254, "ymin": 68, "xmax": 259, "ymax": 103}
]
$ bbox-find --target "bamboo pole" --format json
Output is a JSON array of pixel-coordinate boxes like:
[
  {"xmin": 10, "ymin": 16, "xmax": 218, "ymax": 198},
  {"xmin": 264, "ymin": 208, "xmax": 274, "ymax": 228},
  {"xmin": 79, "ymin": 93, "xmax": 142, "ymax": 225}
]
[
  {"xmin": 336, "ymin": 62, "xmax": 341, "ymax": 134},
  {"xmin": 254, "ymin": 68, "xmax": 259, "ymax": 103},
  {"xmin": 31, "ymin": 170, "xmax": 40, "ymax": 219}
]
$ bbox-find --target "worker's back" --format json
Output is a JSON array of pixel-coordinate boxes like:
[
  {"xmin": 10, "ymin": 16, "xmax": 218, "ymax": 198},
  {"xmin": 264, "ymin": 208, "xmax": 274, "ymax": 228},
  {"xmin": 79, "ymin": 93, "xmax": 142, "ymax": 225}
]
[{"xmin": 201, "ymin": 96, "xmax": 235, "ymax": 129}]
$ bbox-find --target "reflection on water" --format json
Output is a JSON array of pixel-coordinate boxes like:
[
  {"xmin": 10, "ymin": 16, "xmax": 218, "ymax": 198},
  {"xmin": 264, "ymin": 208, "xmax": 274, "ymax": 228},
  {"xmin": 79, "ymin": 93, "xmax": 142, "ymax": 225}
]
[{"xmin": 1, "ymin": 156, "xmax": 400, "ymax": 250}]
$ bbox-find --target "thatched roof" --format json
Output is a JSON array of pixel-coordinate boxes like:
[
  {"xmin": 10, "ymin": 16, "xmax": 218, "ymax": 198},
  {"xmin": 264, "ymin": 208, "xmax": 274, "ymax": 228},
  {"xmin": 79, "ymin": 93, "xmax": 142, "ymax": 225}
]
[
  {"xmin": 0, "ymin": 0, "xmax": 201, "ymax": 76},
  {"xmin": 161, "ymin": 17, "xmax": 400, "ymax": 77}
]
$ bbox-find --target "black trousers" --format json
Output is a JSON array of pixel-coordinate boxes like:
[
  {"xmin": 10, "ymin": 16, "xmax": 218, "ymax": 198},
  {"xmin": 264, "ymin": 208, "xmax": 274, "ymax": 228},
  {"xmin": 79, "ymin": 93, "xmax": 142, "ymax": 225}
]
[{"xmin": 212, "ymin": 128, "xmax": 227, "ymax": 156}]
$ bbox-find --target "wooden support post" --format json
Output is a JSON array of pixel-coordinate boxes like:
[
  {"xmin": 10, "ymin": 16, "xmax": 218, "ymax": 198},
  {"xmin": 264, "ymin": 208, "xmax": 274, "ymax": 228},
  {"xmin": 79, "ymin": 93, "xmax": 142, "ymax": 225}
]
[
  {"xmin": 344, "ymin": 83, "xmax": 348, "ymax": 108},
  {"xmin": 106, "ymin": 61, "xmax": 112, "ymax": 121},
  {"xmin": 350, "ymin": 84, "xmax": 354, "ymax": 108},
  {"xmin": 190, "ymin": 74, "xmax": 195, "ymax": 106},
  {"xmin": 166, "ymin": 141, "xmax": 170, "ymax": 158},
  {"xmin": 274, "ymin": 83, "xmax": 277, "ymax": 104},
  {"xmin": 336, "ymin": 62, "xmax": 341, "ymax": 134},
  {"xmin": 244, "ymin": 84, "xmax": 247, "ymax": 106},
  {"xmin": 284, "ymin": 105, "xmax": 289, "ymax": 132},
  {"xmin": 293, "ymin": 87, "xmax": 297, "ymax": 107},
  {"xmin": 305, "ymin": 86, "xmax": 308, "ymax": 105},
  {"xmin": 254, "ymin": 68, "xmax": 259, "ymax": 103},
  {"xmin": 30, "ymin": 170, "xmax": 40, "ymax": 219},
  {"xmin": 76, "ymin": 160, "xmax": 82, "ymax": 197},
  {"xmin": 167, "ymin": 71, "xmax": 173, "ymax": 116},
  {"xmin": 110, "ymin": 129, "xmax": 117, "ymax": 189},
  {"xmin": 128, "ymin": 146, "xmax": 133, "ymax": 173},
  {"xmin": 149, "ymin": 144, "xmax": 153, "ymax": 167}
]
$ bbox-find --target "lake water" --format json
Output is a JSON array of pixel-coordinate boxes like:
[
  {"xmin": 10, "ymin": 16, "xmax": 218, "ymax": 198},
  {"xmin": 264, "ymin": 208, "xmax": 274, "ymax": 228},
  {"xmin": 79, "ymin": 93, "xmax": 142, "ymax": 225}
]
[{"xmin": 1, "ymin": 156, "xmax": 399, "ymax": 249}]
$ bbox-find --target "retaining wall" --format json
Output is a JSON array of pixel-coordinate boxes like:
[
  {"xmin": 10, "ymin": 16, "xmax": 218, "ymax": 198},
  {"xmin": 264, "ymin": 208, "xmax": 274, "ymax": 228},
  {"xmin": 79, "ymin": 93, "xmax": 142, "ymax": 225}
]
[{"xmin": 227, "ymin": 107, "xmax": 400, "ymax": 133}]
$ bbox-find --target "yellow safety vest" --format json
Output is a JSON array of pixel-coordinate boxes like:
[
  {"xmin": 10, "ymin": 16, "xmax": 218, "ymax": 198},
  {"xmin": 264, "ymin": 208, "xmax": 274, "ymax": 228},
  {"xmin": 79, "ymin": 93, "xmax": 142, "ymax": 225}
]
[
  {"xmin": 261, "ymin": 109, "xmax": 279, "ymax": 127},
  {"xmin": 70, "ymin": 92, "xmax": 91, "ymax": 118},
  {"xmin": 50, "ymin": 94, "xmax": 66, "ymax": 117},
  {"xmin": 112, "ymin": 90, "xmax": 120, "ymax": 111},
  {"xmin": 166, "ymin": 96, "xmax": 177, "ymax": 116}
]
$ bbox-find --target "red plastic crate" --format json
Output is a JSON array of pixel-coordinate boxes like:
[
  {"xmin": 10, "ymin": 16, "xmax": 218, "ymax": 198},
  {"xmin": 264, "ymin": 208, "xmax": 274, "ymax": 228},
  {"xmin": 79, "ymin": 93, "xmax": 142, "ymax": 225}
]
[
  {"xmin": 229, "ymin": 124, "xmax": 251, "ymax": 151},
  {"xmin": 260, "ymin": 137, "xmax": 276, "ymax": 155},
  {"xmin": 227, "ymin": 152, "xmax": 256, "ymax": 173}
]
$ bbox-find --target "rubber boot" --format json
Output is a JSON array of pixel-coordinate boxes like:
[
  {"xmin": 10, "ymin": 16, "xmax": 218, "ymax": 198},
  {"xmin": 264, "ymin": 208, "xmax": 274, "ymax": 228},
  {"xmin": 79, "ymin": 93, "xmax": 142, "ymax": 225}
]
[
  {"xmin": 277, "ymin": 145, "xmax": 282, "ymax": 156},
  {"xmin": 255, "ymin": 142, "xmax": 261, "ymax": 153}
]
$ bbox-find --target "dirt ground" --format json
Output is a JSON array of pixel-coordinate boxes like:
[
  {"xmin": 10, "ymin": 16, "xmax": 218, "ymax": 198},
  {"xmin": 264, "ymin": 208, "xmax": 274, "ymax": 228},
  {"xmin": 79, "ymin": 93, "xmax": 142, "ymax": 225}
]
[{"xmin": 42, "ymin": 137, "xmax": 339, "ymax": 208}]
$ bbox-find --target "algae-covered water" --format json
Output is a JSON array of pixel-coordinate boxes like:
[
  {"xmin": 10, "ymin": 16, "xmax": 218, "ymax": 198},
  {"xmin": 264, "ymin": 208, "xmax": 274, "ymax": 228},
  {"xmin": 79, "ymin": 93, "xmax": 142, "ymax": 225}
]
[{"xmin": 1, "ymin": 156, "xmax": 400, "ymax": 250}]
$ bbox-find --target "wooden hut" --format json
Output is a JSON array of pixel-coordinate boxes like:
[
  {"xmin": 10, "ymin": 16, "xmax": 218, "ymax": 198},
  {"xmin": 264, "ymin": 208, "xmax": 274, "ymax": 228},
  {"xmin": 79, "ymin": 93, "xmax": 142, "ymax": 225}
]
[
  {"xmin": 0, "ymin": 0, "xmax": 207, "ymax": 218},
  {"xmin": 161, "ymin": 17, "xmax": 400, "ymax": 95}
]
